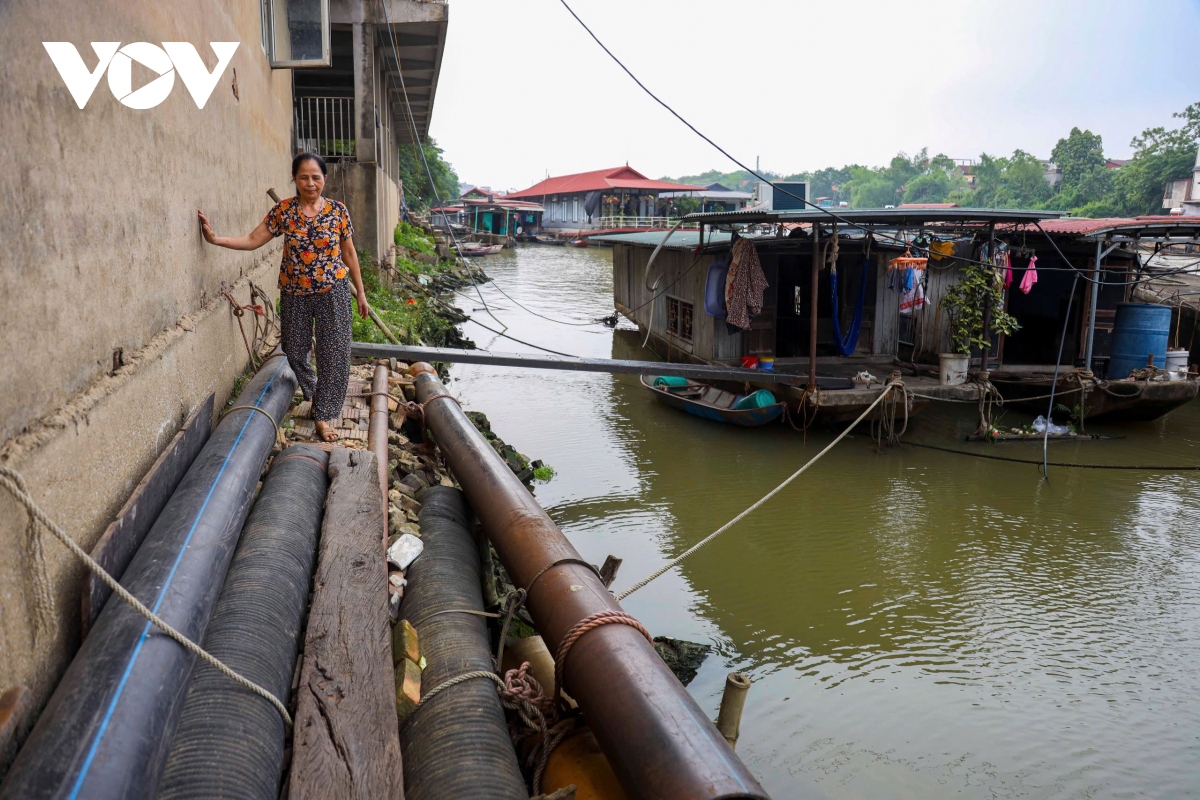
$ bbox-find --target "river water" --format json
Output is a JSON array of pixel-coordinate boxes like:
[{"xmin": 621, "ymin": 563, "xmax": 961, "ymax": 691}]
[{"xmin": 451, "ymin": 244, "xmax": 1200, "ymax": 799}]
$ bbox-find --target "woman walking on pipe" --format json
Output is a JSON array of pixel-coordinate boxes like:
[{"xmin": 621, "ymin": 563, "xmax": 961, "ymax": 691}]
[{"xmin": 198, "ymin": 152, "xmax": 369, "ymax": 443}]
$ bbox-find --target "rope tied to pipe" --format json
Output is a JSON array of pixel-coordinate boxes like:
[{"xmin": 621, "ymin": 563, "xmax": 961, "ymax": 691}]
[
  {"xmin": 552, "ymin": 610, "xmax": 652, "ymax": 704},
  {"xmin": 617, "ymin": 380, "xmax": 906, "ymax": 600},
  {"xmin": 406, "ymin": 661, "xmax": 568, "ymax": 794},
  {"xmin": 0, "ymin": 466, "xmax": 294, "ymax": 728}
]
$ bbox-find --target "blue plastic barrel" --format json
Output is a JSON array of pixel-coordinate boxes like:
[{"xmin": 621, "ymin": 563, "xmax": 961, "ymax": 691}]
[{"xmin": 1108, "ymin": 303, "xmax": 1171, "ymax": 378}]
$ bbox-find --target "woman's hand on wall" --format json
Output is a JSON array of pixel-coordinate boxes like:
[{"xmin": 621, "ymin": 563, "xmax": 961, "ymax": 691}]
[{"xmin": 197, "ymin": 210, "xmax": 217, "ymax": 244}]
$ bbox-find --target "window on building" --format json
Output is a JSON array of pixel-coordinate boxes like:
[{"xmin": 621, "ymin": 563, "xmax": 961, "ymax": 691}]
[
  {"xmin": 572, "ymin": 198, "xmax": 579, "ymax": 222},
  {"xmin": 666, "ymin": 296, "xmax": 693, "ymax": 342},
  {"xmin": 266, "ymin": 0, "xmax": 331, "ymax": 68}
]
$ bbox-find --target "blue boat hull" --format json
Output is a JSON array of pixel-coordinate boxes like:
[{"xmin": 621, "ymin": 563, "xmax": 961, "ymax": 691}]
[{"xmin": 641, "ymin": 376, "xmax": 785, "ymax": 427}]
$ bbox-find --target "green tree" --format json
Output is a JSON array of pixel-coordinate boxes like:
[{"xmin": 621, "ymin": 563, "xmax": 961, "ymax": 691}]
[
  {"xmin": 1050, "ymin": 127, "xmax": 1106, "ymax": 189},
  {"xmin": 399, "ymin": 137, "xmax": 460, "ymax": 208},
  {"xmin": 1110, "ymin": 101, "xmax": 1199, "ymax": 215}
]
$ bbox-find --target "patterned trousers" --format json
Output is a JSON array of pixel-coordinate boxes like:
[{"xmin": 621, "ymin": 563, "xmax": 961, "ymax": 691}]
[{"xmin": 279, "ymin": 280, "xmax": 352, "ymax": 422}]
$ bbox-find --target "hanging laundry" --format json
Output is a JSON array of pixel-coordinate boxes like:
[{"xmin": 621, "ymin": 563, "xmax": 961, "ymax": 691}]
[
  {"xmin": 929, "ymin": 240, "xmax": 956, "ymax": 261},
  {"xmin": 1020, "ymin": 255, "xmax": 1038, "ymax": 294},
  {"xmin": 1004, "ymin": 266, "xmax": 1013, "ymax": 289},
  {"xmin": 900, "ymin": 267, "xmax": 926, "ymax": 315},
  {"xmin": 725, "ymin": 238, "xmax": 768, "ymax": 331}
]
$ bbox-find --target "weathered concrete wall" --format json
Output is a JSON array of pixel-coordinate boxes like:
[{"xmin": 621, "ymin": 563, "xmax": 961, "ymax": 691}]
[
  {"xmin": 0, "ymin": 0, "xmax": 294, "ymax": 767},
  {"xmin": 0, "ymin": 1, "xmax": 292, "ymax": 442},
  {"xmin": 326, "ymin": 161, "xmax": 400, "ymax": 264}
]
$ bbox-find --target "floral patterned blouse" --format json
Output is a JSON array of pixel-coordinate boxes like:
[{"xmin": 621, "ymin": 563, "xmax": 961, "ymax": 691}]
[{"xmin": 264, "ymin": 197, "xmax": 354, "ymax": 295}]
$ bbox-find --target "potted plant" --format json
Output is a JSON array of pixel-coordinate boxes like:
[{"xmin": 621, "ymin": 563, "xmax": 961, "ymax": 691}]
[{"xmin": 940, "ymin": 261, "xmax": 1020, "ymax": 385}]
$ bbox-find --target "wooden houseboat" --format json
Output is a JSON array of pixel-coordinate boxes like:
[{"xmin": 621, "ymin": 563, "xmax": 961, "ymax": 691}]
[{"xmin": 600, "ymin": 208, "xmax": 1200, "ymax": 424}]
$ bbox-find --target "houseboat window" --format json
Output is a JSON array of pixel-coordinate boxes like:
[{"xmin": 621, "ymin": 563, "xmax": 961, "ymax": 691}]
[
  {"xmin": 267, "ymin": 0, "xmax": 331, "ymax": 68},
  {"xmin": 572, "ymin": 198, "xmax": 579, "ymax": 222},
  {"xmin": 667, "ymin": 296, "xmax": 693, "ymax": 342}
]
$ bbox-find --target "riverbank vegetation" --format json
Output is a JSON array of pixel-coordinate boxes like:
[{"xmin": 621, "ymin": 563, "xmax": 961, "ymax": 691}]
[{"xmin": 669, "ymin": 100, "xmax": 1199, "ymax": 217}]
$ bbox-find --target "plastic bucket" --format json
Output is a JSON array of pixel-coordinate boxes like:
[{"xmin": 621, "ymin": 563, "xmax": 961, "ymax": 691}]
[
  {"xmin": 740, "ymin": 356, "xmax": 758, "ymax": 369},
  {"xmin": 759, "ymin": 357, "xmax": 775, "ymax": 372},
  {"xmin": 733, "ymin": 389, "xmax": 778, "ymax": 410},
  {"xmin": 939, "ymin": 353, "xmax": 969, "ymax": 386},
  {"xmin": 1108, "ymin": 303, "xmax": 1171, "ymax": 378},
  {"xmin": 1166, "ymin": 349, "xmax": 1189, "ymax": 372}
]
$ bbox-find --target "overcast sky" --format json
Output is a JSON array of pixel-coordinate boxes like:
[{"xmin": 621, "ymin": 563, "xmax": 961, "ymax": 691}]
[{"xmin": 429, "ymin": 0, "xmax": 1199, "ymax": 192}]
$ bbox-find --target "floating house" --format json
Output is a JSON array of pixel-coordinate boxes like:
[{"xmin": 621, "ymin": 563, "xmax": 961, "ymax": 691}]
[
  {"xmin": 432, "ymin": 188, "xmax": 544, "ymax": 240},
  {"xmin": 600, "ymin": 208, "xmax": 1200, "ymax": 422},
  {"xmin": 505, "ymin": 166, "xmax": 703, "ymax": 231}
]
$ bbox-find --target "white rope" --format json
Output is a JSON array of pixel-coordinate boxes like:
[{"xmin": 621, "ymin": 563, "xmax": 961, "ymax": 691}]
[
  {"xmin": 0, "ymin": 466, "xmax": 293, "ymax": 727},
  {"xmin": 616, "ymin": 381, "xmax": 903, "ymax": 600}
]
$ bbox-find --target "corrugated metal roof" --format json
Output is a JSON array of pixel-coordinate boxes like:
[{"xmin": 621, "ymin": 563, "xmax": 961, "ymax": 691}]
[
  {"xmin": 682, "ymin": 207, "xmax": 1064, "ymax": 226},
  {"xmin": 588, "ymin": 230, "xmax": 734, "ymax": 250},
  {"xmin": 506, "ymin": 166, "xmax": 703, "ymax": 199},
  {"xmin": 1028, "ymin": 216, "xmax": 1200, "ymax": 238}
]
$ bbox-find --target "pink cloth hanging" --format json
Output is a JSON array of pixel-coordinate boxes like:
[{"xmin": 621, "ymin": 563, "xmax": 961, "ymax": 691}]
[
  {"xmin": 1019, "ymin": 255, "xmax": 1038, "ymax": 294},
  {"xmin": 1004, "ymin": 267, "xmax": 1013, "ymax": 289}
]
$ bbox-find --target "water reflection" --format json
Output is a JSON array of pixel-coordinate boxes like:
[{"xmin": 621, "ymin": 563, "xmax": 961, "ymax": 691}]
[{"xmin": 454, "ymin": 245, "xmax": 1200, "ymax": 798}]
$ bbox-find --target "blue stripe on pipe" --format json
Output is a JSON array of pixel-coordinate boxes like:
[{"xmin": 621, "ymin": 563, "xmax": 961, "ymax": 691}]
[{"xmin": 68, "ymin": 358, "xmax": 287, "ymax": 799}]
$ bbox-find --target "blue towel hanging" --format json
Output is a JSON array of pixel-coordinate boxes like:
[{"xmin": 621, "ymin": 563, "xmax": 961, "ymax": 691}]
[{"xmin": 830, "ymin": 257, "xmax": 871, "ymax": 356}]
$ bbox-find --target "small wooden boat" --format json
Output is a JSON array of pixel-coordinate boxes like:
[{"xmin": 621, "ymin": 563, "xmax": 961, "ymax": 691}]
[
  {"xmin": 990, "ymin": 370, "xmax": 1199, "ymax": 422},
  {"xmin": 570, "ymin": 238, "xmax": 589, "ymax": 248},
  {"xmin": 640, "ymin": 375, "xmax": 785, "ymax": 427},
  {"xmin": 535, "ymin": 235, "xmax": 565, "ymax": 246},
  {"xmin": 457, "ymin": 243, "xmax": 503, "ymax": 257}
]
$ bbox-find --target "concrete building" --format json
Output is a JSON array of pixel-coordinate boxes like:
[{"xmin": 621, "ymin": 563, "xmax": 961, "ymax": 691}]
[
  {"xmin": 1164, "ymin": 149, "xmax": 1200, "ymax": 216},
  {"xmin": 0, "ymin": 0, "xmax": 445, "ymax": 771}
]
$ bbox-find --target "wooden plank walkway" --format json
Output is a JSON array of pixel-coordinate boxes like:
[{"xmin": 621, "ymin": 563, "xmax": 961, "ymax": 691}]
[
  {"xmin": 290, "ymin": 448, "xmax": 402, "ymax": 800},
  {"xmin": 82, "ymin": 392, "xmax": 214, "ymax": 636}
]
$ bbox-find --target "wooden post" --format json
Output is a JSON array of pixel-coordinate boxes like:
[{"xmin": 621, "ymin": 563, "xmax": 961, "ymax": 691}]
[
  {"xmin": 290, "ymin": 448, "xmax": 402, "ymax": 800},
  {"xmin": 980, "ymin": 223, "xmax": 995, "ymax": 373},
  {"xmin": 809, "ymin": 223, "xmax": 821, "ymax": 390},
  {"xmin": 715, "ymin": 672, "xmax": 751, "ymax": 749}
]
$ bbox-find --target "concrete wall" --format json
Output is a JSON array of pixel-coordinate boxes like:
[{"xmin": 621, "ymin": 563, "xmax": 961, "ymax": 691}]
[
  {"xmin": 326, "ymin": 161, "xmax": 400, "ymax": 265},
  {"xmin": 0, "ymin": 0, "xmax": 294, "ymax": 767}
]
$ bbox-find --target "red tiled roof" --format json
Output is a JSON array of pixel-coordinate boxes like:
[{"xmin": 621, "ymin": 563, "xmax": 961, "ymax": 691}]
[{"xmin": 506, "ymin": 166, "xmax": 703, "ymax": 199}]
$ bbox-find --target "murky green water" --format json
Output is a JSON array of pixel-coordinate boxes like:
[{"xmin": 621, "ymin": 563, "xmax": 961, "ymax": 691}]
[{"xmin": 453, "ymin": 244, "xmax": 1200, "ymax": 799}]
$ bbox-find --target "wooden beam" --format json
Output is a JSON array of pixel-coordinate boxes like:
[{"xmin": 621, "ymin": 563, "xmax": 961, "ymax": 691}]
[
  {"xmin": 81, "ymin": 393, "xmax": 214, "ymax": 637},
  {"xmin": 351, "ymin": 342, "xmax": 812, "ymax": 385},
  {"xmin": 290, "ymin": 448, "xmax": 401, "ymax": 800}
]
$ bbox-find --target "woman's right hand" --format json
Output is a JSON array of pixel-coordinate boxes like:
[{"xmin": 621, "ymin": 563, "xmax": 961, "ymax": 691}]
[{"xmin": 197, "ymin": 210, "xmax": 217, "ymax": 244}]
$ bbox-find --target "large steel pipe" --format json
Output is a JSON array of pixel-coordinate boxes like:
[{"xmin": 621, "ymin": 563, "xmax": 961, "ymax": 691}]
[
  {"xmin": 1, "ymin": 356, "xmax": 297, "ymax": 800},
  {"xmin": 410, "ymin": 365, "xmax": 768, "ymax": 800}
]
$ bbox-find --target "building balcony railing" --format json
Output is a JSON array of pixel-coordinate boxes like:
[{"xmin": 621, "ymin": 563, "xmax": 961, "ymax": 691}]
[
  {"xmin": 595, "ymin": 215, "xmax": 699, "ymax": 229},
  {"xmin": 294, "ymin": 96, "xmax": 355, "ymax": 160}
]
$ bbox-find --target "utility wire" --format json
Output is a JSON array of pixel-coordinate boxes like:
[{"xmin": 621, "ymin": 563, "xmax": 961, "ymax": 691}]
[
  {"xmin": 378, "ymin": 1, "xmax": 508, "ymax": 334},
  {"xmin": 468, "ymin": 318, "xmax": 581, "ymax": 358},
  {"xmin": 556, "ymin": 0, "xmax": 1199, "ymax": 290}
]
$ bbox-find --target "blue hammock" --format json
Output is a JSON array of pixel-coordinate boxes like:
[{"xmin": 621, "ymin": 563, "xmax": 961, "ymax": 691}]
[{"xmin": 830, "ymin": 257, "xmax": 870, "ymax": 356}]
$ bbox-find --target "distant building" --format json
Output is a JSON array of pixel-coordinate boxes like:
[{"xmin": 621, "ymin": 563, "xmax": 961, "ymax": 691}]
[
  {"xmin": 506, "ymin": 166, "xmax": 703, "ymax": 230},
  {"xmin": 1042, "ymin": 160, "xmax": 1063, "ymax": 187},
  {"xmin": 658, "ymin": 182, "xmax": 753, "ymax": 214},
  {"xmin": 1164, "ymin": 149, "xmax": 1200, "ymax": 216},
  {"xmin": 433, "ymin": 188, "xmax": 544, "ymax": 236}
]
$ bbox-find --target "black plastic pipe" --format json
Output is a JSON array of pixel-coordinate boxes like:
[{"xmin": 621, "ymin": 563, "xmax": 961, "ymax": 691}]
[
  {"xmin": 399, "ymin": 487, "xmax": 528, "ymax": 800},
  {"xmin": 1, "ymin": 356, "xmax": 297, "ymax": 800},
  {"xmin": 157, "ymin": 444, "xmax": 328, "ymax": 800}
]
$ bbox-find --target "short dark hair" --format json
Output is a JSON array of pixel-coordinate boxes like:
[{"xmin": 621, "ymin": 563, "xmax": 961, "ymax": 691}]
[{"xmin": 291, "ymin": 152, "xmax": 327, "ymax": 177}]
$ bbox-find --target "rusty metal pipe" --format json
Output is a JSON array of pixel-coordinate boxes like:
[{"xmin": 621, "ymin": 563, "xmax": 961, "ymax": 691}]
[
  {"xmin": 368, "ymin": 364, "xmax": 390, "ymax": 528},
  {"xmin": 410, "ymin": 364, "xmax": 768, "ymax": 800}
]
